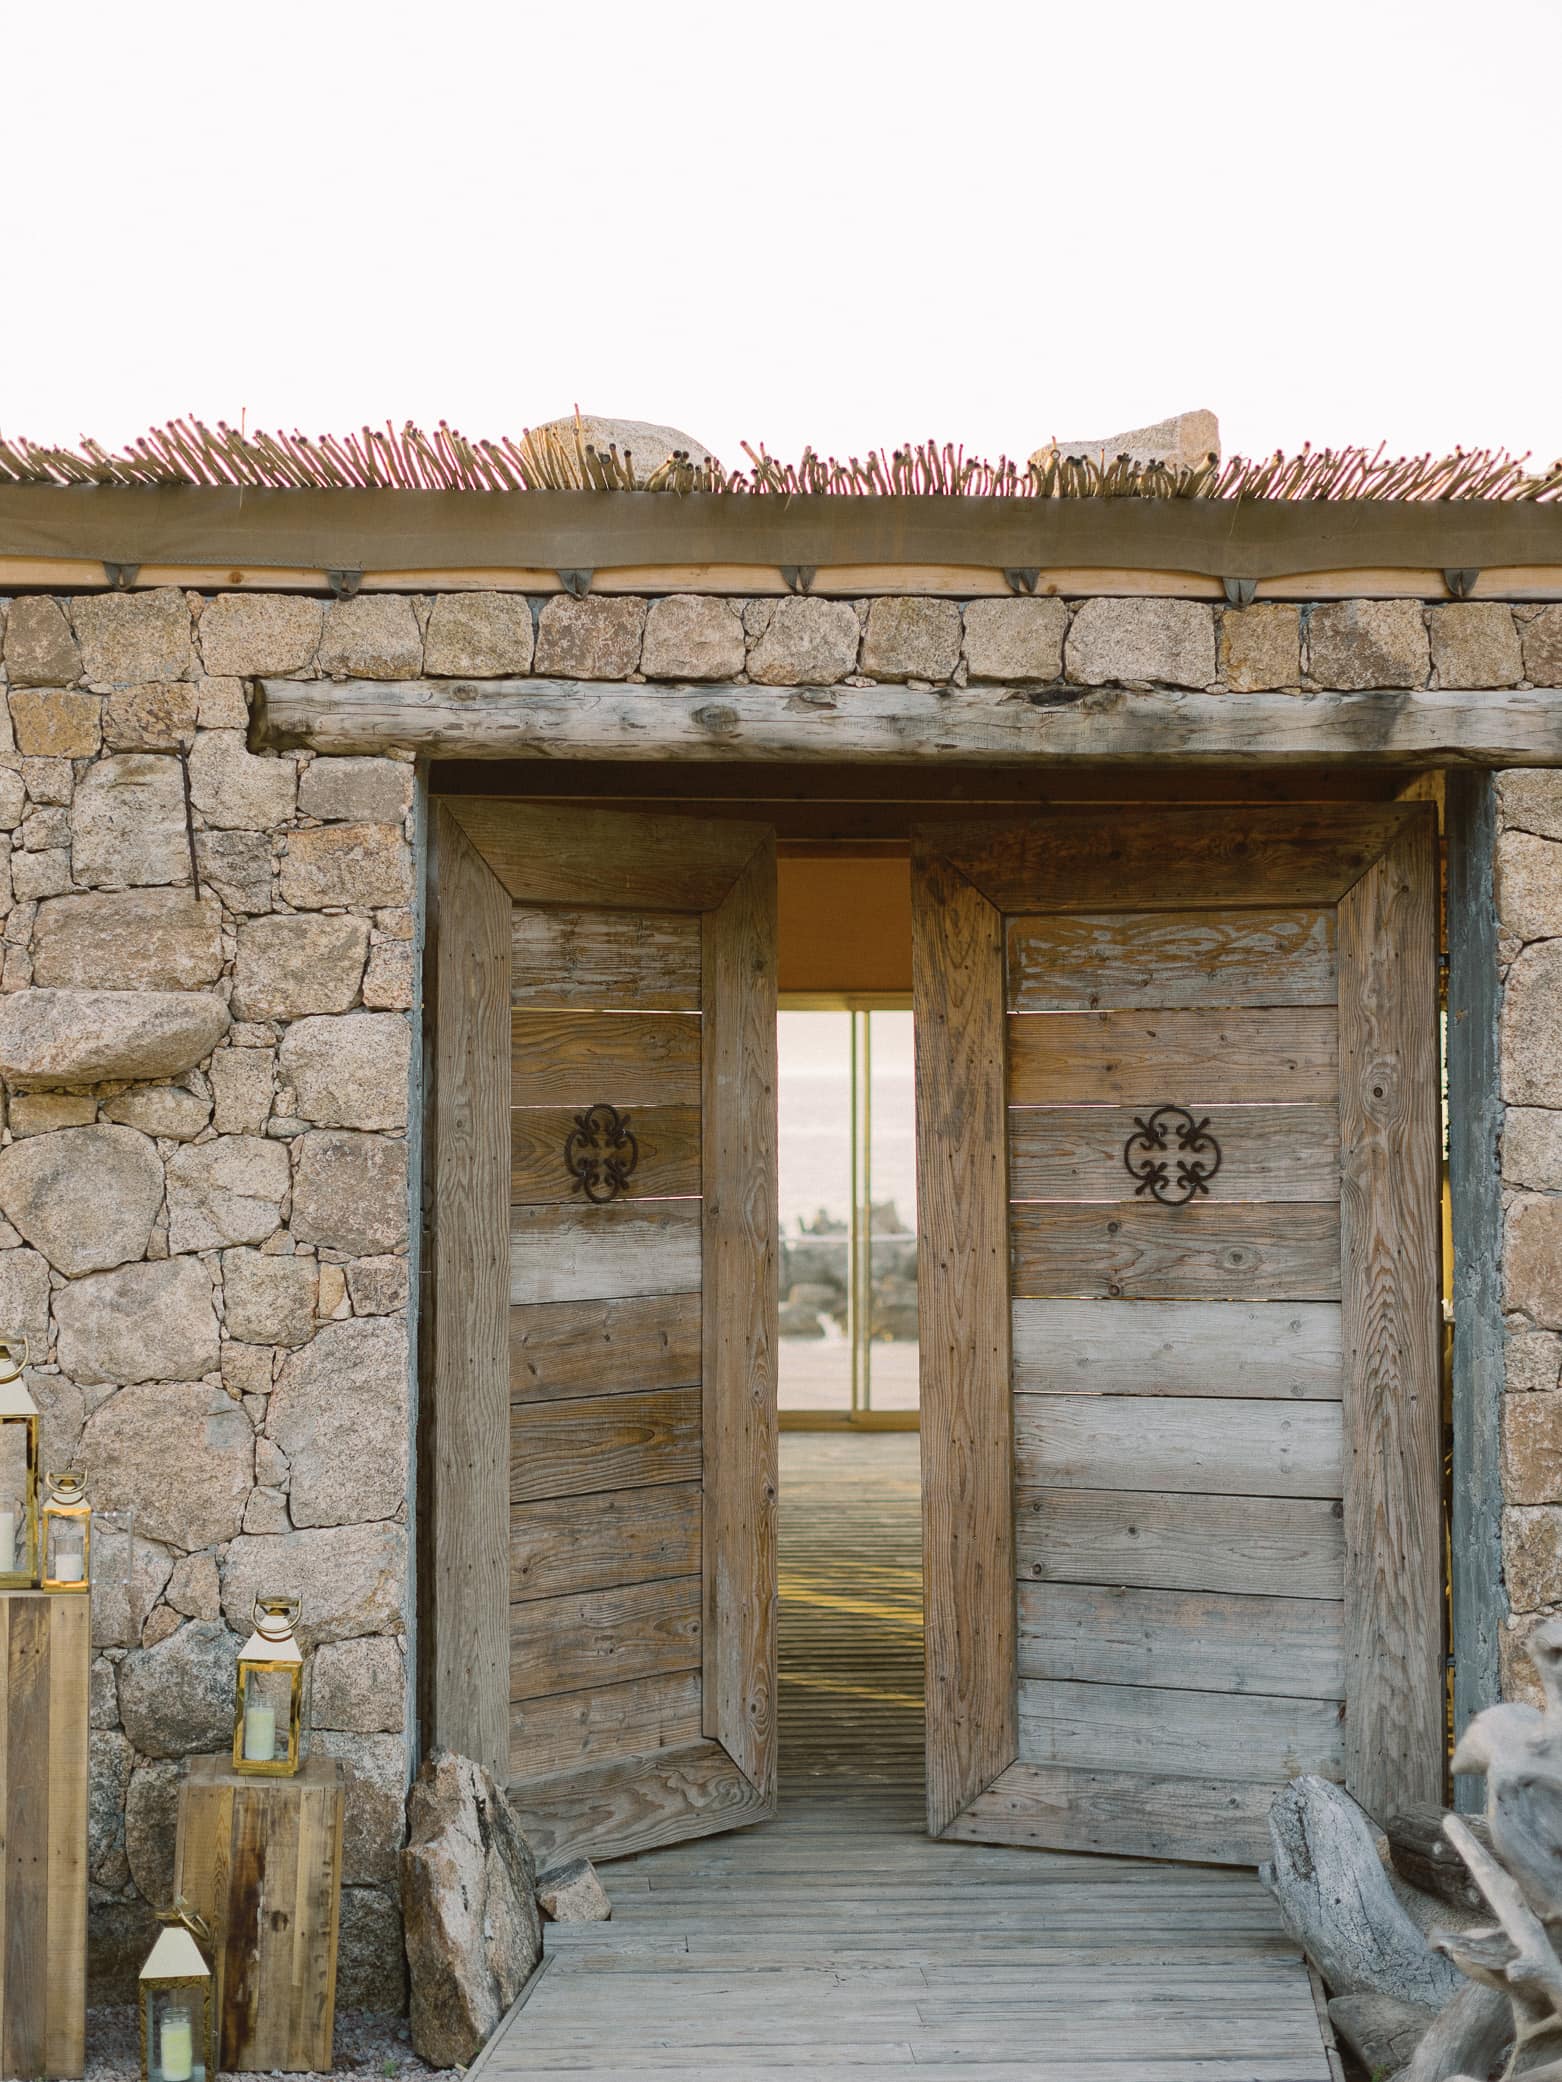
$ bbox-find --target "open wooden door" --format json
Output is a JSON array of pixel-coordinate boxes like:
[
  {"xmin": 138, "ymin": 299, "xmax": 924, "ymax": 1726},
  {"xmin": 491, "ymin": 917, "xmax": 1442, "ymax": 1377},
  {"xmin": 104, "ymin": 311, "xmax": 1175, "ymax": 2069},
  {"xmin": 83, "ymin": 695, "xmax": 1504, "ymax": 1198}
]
[
  {"xmin": 424, "ymin": 798, "xmax": 778, "ymax": 1866},
  {"xmin": 912, "ymin": 805, "xmax": 1444, "ymax": 1863}
]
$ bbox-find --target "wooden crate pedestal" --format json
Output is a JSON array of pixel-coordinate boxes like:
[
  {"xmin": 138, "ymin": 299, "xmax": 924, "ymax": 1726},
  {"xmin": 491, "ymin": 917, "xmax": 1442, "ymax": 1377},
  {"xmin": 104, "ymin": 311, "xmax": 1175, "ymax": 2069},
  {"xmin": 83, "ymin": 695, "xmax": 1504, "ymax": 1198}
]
[
  {"xmin": 174, "ymin": 1755, "xmax": 345, "ymax": 2073},
  {"xmin": 0, "ymin": 1591, "xmax": 89, "ymax": 2081}
]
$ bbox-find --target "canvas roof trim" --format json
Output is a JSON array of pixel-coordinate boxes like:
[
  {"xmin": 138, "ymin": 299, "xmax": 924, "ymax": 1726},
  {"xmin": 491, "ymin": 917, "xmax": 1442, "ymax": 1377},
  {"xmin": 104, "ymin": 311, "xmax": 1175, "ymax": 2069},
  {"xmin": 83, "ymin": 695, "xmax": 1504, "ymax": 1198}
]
[{"xmin": 1, "ymin": 418, "xmax": 1560, "ymax": 503}]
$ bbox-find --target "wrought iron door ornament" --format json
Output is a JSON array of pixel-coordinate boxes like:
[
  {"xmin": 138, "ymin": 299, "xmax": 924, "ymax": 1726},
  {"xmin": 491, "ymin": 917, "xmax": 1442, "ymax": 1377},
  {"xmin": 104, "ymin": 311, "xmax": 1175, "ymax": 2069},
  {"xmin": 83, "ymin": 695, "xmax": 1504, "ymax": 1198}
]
[
  {"xmin": 1123, "ymin": 1106, "xmax": 1222, "ymax": 1206},
  {"xmin": 564, "ymin": 1103, "xmax": 639, "ymax": 1204}
]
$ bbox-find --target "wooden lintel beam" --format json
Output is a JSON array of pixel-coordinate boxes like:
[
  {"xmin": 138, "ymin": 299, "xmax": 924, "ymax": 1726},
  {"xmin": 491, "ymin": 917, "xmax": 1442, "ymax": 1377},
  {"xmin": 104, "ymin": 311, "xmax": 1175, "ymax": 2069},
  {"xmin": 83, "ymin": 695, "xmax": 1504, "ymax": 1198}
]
[{"xmin": 253, "ymin": 676, "xmax": 1562, "ymax": 767}]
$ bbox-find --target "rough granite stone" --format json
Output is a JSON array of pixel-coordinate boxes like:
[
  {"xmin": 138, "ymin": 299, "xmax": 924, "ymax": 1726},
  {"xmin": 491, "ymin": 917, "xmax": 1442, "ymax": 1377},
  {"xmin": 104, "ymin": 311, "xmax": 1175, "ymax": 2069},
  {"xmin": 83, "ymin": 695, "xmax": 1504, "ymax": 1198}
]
[
  {"xmin": 311, "ymin": 1635, "xmax": 406, "ymax": 1732},
  {"xmin": 402, "ymin": 1750, "xmax": 541, "ymax": 2067},
  {"xmin": 187, "ymin": 729, "xmax": 297, "ymax": 829},
  {"xmin": 362, "ymin": 941, "xmax": 414, "ymax": 1010},
  {"xmin": 89, "ymin": 1730, "xmax": 133, "ymax": 1882},
  {"xmin": 209, "ymin": 1046, "xmax": 273, "ymax": 1134},
  {"xmin": 32, "ymin": 1370, "xmax": 87, "ymax": 1479},
  {"xmin": 536, "ymin": 1857, "xmax": 612, "ymax": 1922},
  {"xmin": 279, "ymin": 823, "xmax": 412, "ymax": 909},
  {"xmin": 1510, "ymin": 1329, "xmax": 1562, "ymax": 1395},
  {"xmin": 0, "ymin": 1245, "xmax": 53, "ymax": 1338},
  {"xmin": 533, "ymin": 595, "xmax": 646, "ymax": 679},
  {"xmin": 194, "ymin": 828, "xmax": 274, "ymax": 912},
  {"xmin": 297, "ymin": 756, "xmax": 412, "ymax": 825},
  {"xmin": 345, "ymin": 1254, "xmax": 410, "ymax": 1316},
  {"xmin": 1498, "ymin": 830, "xmax": 1562, "ymax": 941},
  {"xmin": 101, "ymin": 1083, "xmax": 211, "ymax": 1140},
  {"xmin": 1429, "ymin": 603, "xmax": 1524, "ymax": 688},
  {"xmin": 166, "ymin": 1133, "xmax": 290, "ymax": 1253},
  {"xmin": 231, "ymin": 911, "xmax": 369, "ymax": 1021},
  {"xmin": 1218, "ymin": 604, "xmax": 1302, "ymax": 693},
  {"xmin": 166, "ymin": 1552, "xmax": 221, "ymax": 1620},
  {"xmin": 1506, "ymin": 1111, "xmax": 1562, "ymax": 1192},
  {"xmin": 124, "ymin": 1758, "xmax": 182, "ymax": 1906},
  {"xmin": 319, "ymin": 596, "xmax": 423, "ymax": 679},
  {"xmin": 0, "ymin": 1123, "xmax": 163, "ymax": 1274},
  {"xmin": 315, "ymin": 1729, "xmax": 407, "ymax": 1885},
  {"xmin": 10, "ymin": 689, "xmax": 102, "ymax": 758},
  {"xmin": 1522, "ymin": 606, "xmax": 1562, "ymax": 687},
  {"xmin": 1505, "ymin": 1194, "xmax": 1562, "ymax": 1329},
  {"xmin": 641, "ymin": 596, "xmax": 746, "ymax": 681},
  {"xmin": 196, "ymin": 677, "xmax": 248, "ymax": 728},
  {"xmin": 197, "ymin": 593, "xmax": 324, "ymax": 677},
  {"xmin": 72, "ymin": 589, "xmax": 193, "ymax": 686},
  {"xmin": 12, "ymin": 849, "xmax": 68, "ymax": 902},
  {"xmin": 746, "ymin": 597, "xmax": 860, "ymax": 686},
  {"xmin": 4, "ymin": 597, "xmax": 82, "ymax": 686},
  {"xmin": 0, "ymin": 987, "xmax": 228, "ymax": 1088},
  {"xmin": 91, "ymin": 1528, "xmax": 176, "ymax": 1650},
  {"xmin": 268, "ymin": 1316, "xmax": 408, "ymax": 1528},
  {"xmin": 1503, "ymin": 940, "xmax": 1562, "ymax": 1107},
  {"xmin": 23, "ymin": 758, "xmax": 72, "ymax": 806},
  {"xmin": 1501, "ymin": 770, "xmax": 1562, "ymax": 843},
  {"xmin": 83, "ymin": 1378, "xmax": 251, "ymax": 1543},
  {"xmin": 33, "ymin": 889, "xmax": 223, "ymax": 990},
  {"xmin": 101, "ymin": 681, "xmax": 200, "ymax": 752},
  {"xmin": 58, "ymin": 1258, "xmax": 220, "ymax": 1385},
  {"xmin": 336, "ymin": 1886, "xmax": 409, "ymax": 2011},
  {"xmin": 1065, "ymin": 598, "xmax": 1216, "ymax": 689},
  {"xmin": 278, "ymin": 1013, "xmax": 410, "ymax": 1130},
  {"xmin": 221, "ymin": 1521, "xmax": 407, "ymax": 1645},
  {"xmin": 71, "ymin": 754, "xmax": 190, "ymax": 887},
  {"xmin": 1504, "ymin": 1391, "xmax": 1562, "ymax": 1503},
  {"xmin": 1505, "ymin": 1505, "xmax": 1562, "ymax": 1611},
  {"xmin": 290, "ymin": 1130, "xmax": 409, "ymax": 1255},
  {"xmin": 1306, "ymin": 600, "xmax": 1429, "ymax": 690},
  {"xmin": 860, "ymin": 597, "xmax": 962, "ymax": 683},
  {"xmin": 6, "ymin": 1093, "xmax": 97, "ymax": 1137},
  {"xmin": 117, "ymin": 1619, "xmax": 240, "ymax": 1758},
  {"xmin": 421, "ymin": 592, "xmax": 536, "ymax": 678},
  {"xmin": 0, "ymin": 772, "xmax": 24, "ymax": 831},
  {"xmin": 961, "ymin": 598, "xmax": 1067, "ymax": 683},
  {"xmin": 222, "ymin": 1246, "xmax": 316, "ymax": 1348}
]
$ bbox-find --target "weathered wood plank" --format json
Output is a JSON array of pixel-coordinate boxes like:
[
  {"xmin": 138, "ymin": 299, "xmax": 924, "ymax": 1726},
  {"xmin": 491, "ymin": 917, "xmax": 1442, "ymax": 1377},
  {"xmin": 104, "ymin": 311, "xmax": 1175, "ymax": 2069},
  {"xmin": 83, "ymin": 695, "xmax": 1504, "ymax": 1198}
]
[
  {"xmin": 1016, "ymin": 1678, "xmax": 1345, "ymax": 1783},
  {"xmin": 1009, "ymin": 1202, "xmax": 1341, "ymax": 1300},
  {"xmin": 511, "ymin": 1482, "xmax": 702, "ymax": 1602},
  {"xmin": 512, "ymin": 905, "xmax": 701, "ymax": 1010},
  {"xmin": 513, "ymin": 1104, "xmax": 701, "ymax": 1204},
  {"xmin": 43, "ymin": 1597, "xmax": 87, "ymax": 2082},
  {"xmin": 1006, "ymin": 908, "xmax": 1337, "ymax": 1012},
  {"xmin": 260, "ymin": 679, "xmax": 1562, "ymax": 770},
  {"xmin": 510, "ymin": 1292, "xmax": 699, "ymax": 1404},
  {"xmin": 1008, "ymin": 1105, "xmax": 1340, "ymax": 1203},
  {"xmin": 943, "ymin": 1761, "xmax": 1275, "ymax": 1864},
  {"xmin": 512, "ymin": 1387, "xmax": 702, "ymax": 1503},
  {"xmin": 1336, "ymin": 811, "xmax": 1445, "ymax": 1820},
  {"xmin": 511, "ymin": 1010, "xmax": 701, "ymax": 1106},
  {"xmin": 1011, "ymin": 1299, "xmax": 1343, "ymax": 1400},
  {"xmin": 424, "ymin": 803, "xmax": 513, "ymax": 1784},
  {"xmin": 1016, "ymin": 1582, "xmax": 1345, "ymax": 1699},
  {"xmin": 701, "ymin": 837, "xmax": 779, "ymax": 1796},
  {"xmin": 1007, "ymin": 1007, "xmax": 1339, "ymax": 1105},
  {"xmin": 1013, "ymin": 1394, "xmax": 1344, "ymax": 1498},
  {"xmin": 507, "ymin": 1738, "xmax": 772, "ymax": 1868},
  {"xmin": 450, "ymin": 796, "xmax": 766, "ymax": 909},
  {"xmin": 510, "ymin": 1201, "xmax": 702, "ymax": 1305},
  {"xmin": 1015, "ymin": 1486, "xmax": 1347, "ymax": 1599},
  {"xmin": 510, "ymin": 1670, "xmax": 704, "ymax": 1779},
  {"xmin": 510, "ymin": 1577, "xmax": 702, "ymax": 1702},
  {"xmin": 1446, "ymin": 772, "xmax": 1507, "ymax": 1806},
  {"xmin": 911, "ymin": 838, "xmax": 1017, "ymax": 1835}
]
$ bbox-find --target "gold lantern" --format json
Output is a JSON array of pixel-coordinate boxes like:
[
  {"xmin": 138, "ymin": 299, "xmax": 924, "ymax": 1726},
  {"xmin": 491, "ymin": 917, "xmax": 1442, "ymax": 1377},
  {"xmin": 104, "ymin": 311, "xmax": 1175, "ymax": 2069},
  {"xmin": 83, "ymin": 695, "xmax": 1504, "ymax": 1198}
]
[
  {"xmin": 233, "ymin": 1593, "xmax": 305, "ymax": 1775},
  {"xmin": 41, "ymin": 1468, "xmax": 91, "ymax": 1593},
  {"xmin": 0, "ymin": 1337, "xmax": 38, "ymax": 1589},
  {"xmin": 138, "ymin": 1904, "xmax": 220, "ymax": 2082}
]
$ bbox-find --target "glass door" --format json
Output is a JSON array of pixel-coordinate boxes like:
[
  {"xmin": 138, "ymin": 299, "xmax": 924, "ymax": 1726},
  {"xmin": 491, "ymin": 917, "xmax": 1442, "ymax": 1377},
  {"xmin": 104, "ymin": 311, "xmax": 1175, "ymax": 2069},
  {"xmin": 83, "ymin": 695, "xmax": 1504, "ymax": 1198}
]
[{"xmin": 777, "ymin": 1001, "xmax": 918, "ymax": 1429}]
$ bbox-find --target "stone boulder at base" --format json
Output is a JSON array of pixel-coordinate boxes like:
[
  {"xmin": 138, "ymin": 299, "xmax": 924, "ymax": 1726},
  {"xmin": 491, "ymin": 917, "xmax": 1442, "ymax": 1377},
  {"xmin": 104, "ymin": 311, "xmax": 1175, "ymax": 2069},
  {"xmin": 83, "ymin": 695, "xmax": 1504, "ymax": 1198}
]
[
  {"xmin": 0, "ymin": 988, "xmax": 228, "ymax": 1088},
  {"xmin": 402, "ymin": 1750, "xmax": 542, "ymax": 2068},
  {"xmin": 537, "ymin": 1856, "xmax": 612, "ymax": 1922}
]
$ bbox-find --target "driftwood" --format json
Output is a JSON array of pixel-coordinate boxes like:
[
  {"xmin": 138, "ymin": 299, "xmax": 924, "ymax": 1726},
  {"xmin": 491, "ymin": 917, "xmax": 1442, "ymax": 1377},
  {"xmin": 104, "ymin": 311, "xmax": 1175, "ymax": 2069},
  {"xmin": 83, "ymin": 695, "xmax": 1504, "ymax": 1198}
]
[
  {"xmin": 1388, "ymin": 1801, "xmax": 1494, "ymax": 1917},
  {"xmin": 1329, "ymin": 1990, "xmax": 1443, "ymax": 2071},
  {"xmin": 1262, "ymin": 1776, "xmax": 1463, "ymax": 2008},
  {"xmin": 1400, "ymin": 1981, "xmax": 1514, "ymax": 2082}
]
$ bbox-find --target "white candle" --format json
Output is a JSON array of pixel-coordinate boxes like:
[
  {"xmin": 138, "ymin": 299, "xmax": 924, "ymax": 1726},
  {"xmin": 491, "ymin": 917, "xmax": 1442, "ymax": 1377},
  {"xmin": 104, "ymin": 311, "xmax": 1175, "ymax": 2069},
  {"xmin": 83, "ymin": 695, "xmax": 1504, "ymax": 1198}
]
[
  {"xmin": 160, "ymin": 2006, "xmax": 194, "ymax": 2082},
  {"xmin": 243, "ymin": 1701, "xmax": 276, "ymax": 1762},
  {"xmin": 52, "ymin": 1533, "xmax": 84, "ymax": 1584},
  {"xmin": 0, "ymin": 1508, "xmax": 14, "ymax": 1571}
]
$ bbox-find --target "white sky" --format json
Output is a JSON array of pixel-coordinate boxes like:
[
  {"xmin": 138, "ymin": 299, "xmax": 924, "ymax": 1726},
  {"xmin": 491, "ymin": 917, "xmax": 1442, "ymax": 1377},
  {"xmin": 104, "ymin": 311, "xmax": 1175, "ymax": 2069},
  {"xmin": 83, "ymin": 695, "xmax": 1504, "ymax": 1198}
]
[{"xmin": 5, "ymin": 0, "xmax": 1560, "ymax": 472}]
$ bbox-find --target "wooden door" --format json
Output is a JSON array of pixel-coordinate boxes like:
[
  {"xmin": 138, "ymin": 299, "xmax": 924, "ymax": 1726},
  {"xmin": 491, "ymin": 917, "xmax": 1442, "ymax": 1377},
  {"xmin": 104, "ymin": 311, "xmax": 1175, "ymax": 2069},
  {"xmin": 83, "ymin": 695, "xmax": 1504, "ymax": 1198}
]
[
  {"xmin": 912, "ymin": 806, "xmax": 1443, "ymax": 1864},
  {"xmin": 424, "ymin": 798, "xmax": 778, "ymax": 1865}
]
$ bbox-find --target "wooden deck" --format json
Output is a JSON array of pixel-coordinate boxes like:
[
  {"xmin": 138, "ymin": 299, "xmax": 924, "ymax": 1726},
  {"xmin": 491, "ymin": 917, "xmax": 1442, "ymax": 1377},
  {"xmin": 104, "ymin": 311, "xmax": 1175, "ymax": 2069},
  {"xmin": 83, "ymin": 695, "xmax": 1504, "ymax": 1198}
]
[{"xmin": 485, "ymin": 1435, "xmax": 1334, "ymax": 2080}]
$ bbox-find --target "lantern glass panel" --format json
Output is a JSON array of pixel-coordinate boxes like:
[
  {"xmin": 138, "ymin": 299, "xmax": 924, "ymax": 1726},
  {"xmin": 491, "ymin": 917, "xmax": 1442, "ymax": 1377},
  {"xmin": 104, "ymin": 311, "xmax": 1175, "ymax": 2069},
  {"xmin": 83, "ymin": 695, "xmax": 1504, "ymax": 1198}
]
[
  {"xmin": 238, "ymin": 1664, "xmax": 299, "ymax": 1769},
  {"xmin": 41, "ymin": 1473, "xmax": 90, "ymax": 1592},
  {"xmin": 142, "ymin": 1985, "xmax": 210, "ymax": 2082},
  {"xmin": 0, "ymin": 1418, "xmax": 36, "ymax": 1585}
]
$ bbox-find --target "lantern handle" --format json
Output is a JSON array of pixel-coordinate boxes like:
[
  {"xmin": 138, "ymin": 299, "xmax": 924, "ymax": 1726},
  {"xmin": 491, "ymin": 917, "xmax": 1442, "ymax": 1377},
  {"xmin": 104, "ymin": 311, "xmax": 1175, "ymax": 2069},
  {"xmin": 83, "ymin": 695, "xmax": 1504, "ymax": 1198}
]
[
  {"xmin": 44, "ymin": 1468, "xmax": 86, "ymax": 1501},
  {"xmin": 253, "ymin": 1592, "xmax": 302, "ymax": 1631},
  {"xmin": 0, "ymin": 1336, "xmax": 29, "ymax": 1384},
  {"xmin": 160, "ymin": 1898, "xmax": 213, "ymax": 1946}
]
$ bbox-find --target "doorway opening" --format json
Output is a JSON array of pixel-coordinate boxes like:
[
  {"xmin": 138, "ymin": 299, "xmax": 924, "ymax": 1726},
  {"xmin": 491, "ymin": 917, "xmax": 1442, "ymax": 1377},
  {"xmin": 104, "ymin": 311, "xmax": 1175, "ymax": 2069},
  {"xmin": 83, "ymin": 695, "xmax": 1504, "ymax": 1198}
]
[{"xmin": 775, "ymin": 854, "xmax": 924, "ymax": 1797}]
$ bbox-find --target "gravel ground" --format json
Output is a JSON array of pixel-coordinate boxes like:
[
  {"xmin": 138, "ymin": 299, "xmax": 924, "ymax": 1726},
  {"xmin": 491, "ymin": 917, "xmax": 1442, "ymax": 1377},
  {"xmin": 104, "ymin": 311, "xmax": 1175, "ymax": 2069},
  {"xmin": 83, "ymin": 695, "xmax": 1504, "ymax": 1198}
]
[{"xmin": 86, "ymin": 2007, "xmax": 462, "ymax": 2082}]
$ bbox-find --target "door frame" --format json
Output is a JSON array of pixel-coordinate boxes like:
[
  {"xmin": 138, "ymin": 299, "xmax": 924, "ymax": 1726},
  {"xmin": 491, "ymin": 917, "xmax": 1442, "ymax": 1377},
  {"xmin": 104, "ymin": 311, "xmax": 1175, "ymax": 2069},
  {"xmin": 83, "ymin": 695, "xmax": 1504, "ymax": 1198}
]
[
  {"xmin": 420, "ymin": 794, "xmax": 779, "ymax": 1860},
  {"xmin": 911, "ymin": 803, "xmax": 1445, "ymax": 1844}
]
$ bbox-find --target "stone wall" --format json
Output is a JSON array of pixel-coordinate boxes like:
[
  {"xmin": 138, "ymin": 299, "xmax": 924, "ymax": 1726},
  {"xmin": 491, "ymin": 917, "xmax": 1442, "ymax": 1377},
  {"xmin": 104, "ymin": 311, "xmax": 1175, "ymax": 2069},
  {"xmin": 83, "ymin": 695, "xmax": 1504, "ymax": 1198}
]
[
  {"xmin": 0, "ymin": 589, "xmax": 417, "ymax": 2006},
  {"xmin": 2, "ymin": 579, "xmax": 1556, "ymax": 2003}
]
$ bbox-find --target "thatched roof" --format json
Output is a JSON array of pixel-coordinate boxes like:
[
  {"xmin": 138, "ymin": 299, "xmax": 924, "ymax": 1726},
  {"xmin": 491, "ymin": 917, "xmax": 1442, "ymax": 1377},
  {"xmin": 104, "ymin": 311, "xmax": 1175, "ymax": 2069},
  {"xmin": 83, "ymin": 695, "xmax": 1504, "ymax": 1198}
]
[{"xmin": 0, "ymin": 418, "xmax": 1558, "ymax": 502}]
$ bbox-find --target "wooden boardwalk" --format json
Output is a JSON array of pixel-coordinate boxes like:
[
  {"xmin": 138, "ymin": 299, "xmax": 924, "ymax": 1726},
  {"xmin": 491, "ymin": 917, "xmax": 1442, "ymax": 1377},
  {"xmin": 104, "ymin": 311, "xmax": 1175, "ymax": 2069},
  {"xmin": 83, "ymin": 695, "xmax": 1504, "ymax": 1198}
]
[{"xmin": 486, "ymin": 1435, "xmax": 1333, "ymax": 2080}]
